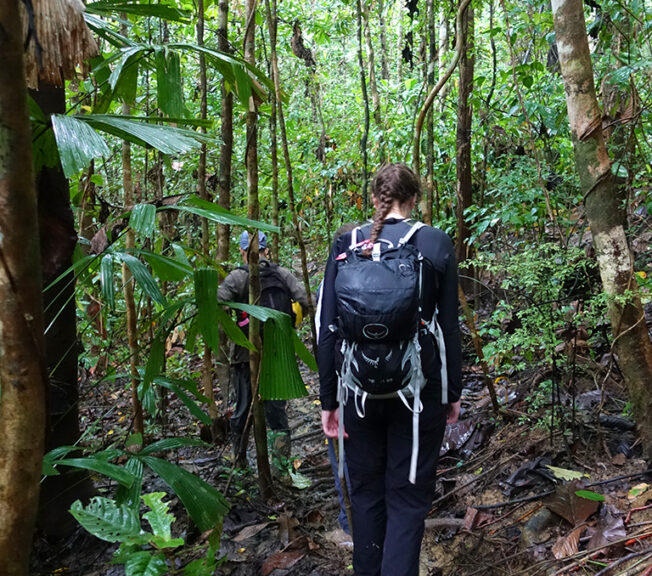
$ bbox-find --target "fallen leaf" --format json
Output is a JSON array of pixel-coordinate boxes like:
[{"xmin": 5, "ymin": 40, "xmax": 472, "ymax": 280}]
[
  {"xmin": 277, "ymin": 514, "xmax": 299, "ymax": 546},
  {"xmin": 546, "ymin": 465, "xmax": 588, "ymax": 481},
  {"xmin": 543, "ymin": 480, "xmax": 600, "ymax": 526},
  {"xmin": 261, "ymin": 551, "xmax": 305, "ymax": 576},
  {"xmin": 628, "ymin": 483, "xmax": 650, "ymax": 501},
  {"xmin": 552, "ymin": 526, "xmax": 586, "ymax": 559},
  {"xmin": 233, "ymin": 522, "xmax": 270, "ymax": 543},
  {"xmin": 611, "ymin": 453, "xmax": 627, "ymax": 466}
]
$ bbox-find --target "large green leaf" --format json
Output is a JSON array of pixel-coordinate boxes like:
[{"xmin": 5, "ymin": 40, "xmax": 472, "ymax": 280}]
[
  {"xmin": 87, "ymin": 1, "xmax": 191, "ymax": 22},
  {"xmin": 81, "ymin": 115, "xmax": 209, "ymax": 155},
  {"xmin": 175, "ymin": 196, "xmax": 279, "ymax": 233},
  {"xmin": 153, "ymin": 377, "xmax": 211, "ymax": 425},
  {"xmin": 124, "ymin": 551, "xmax": 168, "ymax": 576},
  {"xmin": 118, "ymin": 253, "xmax": 166, "ymax": 305},
  {"xmin": 293, "ymin": 330, "xmax": 317, "ymax": 371},
  {"xmin": 140, "ymin": 456, "xmax": 229, "ymax": 532},
  {"xmin": 142, "ymin": 336, "xmax": 166, "ymax": 393},
  {"xmin": 259, "ymin": 314, "xmax": 309, "ymax": 401},
  {"xmin": 116, "ymin": 457, "xmax": 144, "ymax": 510},
  {"xmin": 55, "ymin": 457, "xmax": 136, "ymax": 487},
  {"xmin": 51, "ymin": 115, "xmax": 110, "ymax": 178},
  {"xmin": 70, "ymin": 497, "xmax": 143, "ymax": 543},
  {"xmin": 142, "ymin": 492, "xmax": 175, "ymax": 541},
  {"xmin": 100, "ymin": 254, "xmax": 115, "ymax": 309},
  {"xmin": 138, "ymin": 437, "xmax": 208, "ymax": 456},
  {"xmin": 155, "ymin": 49, "xmax": 185, "ymax": 118},
  {"xmin": 194, "ymin": 269, "xmax": 220, "ymax": 353},
  {"xmin": 135, "ymin": 249, "xmax": 192, "ymax": 282},
  {"xmin": 215, "ymin": 305, "xmax": 254, "ymax": 349},
  {"xmin": 129, "ymin": 204, "xmax": 157, "ymax": 238}
]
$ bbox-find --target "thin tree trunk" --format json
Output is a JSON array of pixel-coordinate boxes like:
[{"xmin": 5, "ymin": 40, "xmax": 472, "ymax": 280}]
[
  {"xmin": 121, "ymin": 101, "xmax": 143, "ymax": 438},
  {"xmin": 377, "ymin": 0, "xmax": 390, "ymax": 81},
  {"xmin": 244, "ymin": 0, "xmax": 273, "ymax": 499},
  {"xmin": 216, "ymin": 0, "xmax": 233, "ymax": 397},
  {"xmin": 197, "ymin": 0, "xmax": 217, "ymax": 420},
  {"xmin": 438, "ymin": 5, "xmax": 450, "ymax": 111},
  {"xmin": 0, "ymin": 3, "xmax": 47, "ymax": 571},
  {"xmin": 357, "ymin": 0, "xmax": 370, "ymax": 210},
  {"xmin": 264, "ymin": 0, "xmax": 318, "ymax": 353},
  {"xmin": 269, "ymin": 79, "xmax": 280, "ymax": 262},
  {"xmin": 362, "ymin": 1, "xmax": 382, "ymax": 129},
  {"xmin": 455, "ymin": 4, "xmax": 474, "ymax": 274},
  {"xmin": 551, "ymin": 0, "xmax": 652, "ymax": 457},
  {"xmin": 422, "ymin": 0, "xmax": 436, "ymax": 225}
]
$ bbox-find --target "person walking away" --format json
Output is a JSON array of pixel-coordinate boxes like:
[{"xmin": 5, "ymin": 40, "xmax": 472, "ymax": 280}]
[
  {"xmin": 218, "ymin": 230, "xmax": 309, "ymax": 469},
  {"xmin": 317, "ymin": 163, "xmax": 463, "ymax": 575}
]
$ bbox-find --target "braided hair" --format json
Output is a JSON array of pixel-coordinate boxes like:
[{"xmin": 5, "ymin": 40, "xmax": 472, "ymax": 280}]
[{"xmin": 368, "ymin": 163, "xmax": 421, "ymax": 245}]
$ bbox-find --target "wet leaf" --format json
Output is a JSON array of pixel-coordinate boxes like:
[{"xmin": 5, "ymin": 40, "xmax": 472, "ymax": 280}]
[
  {"xmin": 588, "ymin": 509, "xmax": 626, "ymax": 552},
  {"xmin": 543, "ymin": 480, "xmax": 600, "ymax": 526},
  {"xmin": 439, "ymin": 419, "xmax": 475, "ymax": 456},
  {"xmin": 260, "ymin": 551, "xmax": 305, "ymax": 576},
  {"xmin": 546, "ymin": 465, "xmax": 588, "ymax": 481},
  {"xmin": 552, "ymin": 525, "xmax": 586, "ymax": 559},
  {"xmin": 233, "ymin": 522, "xmax": 270, "ymax": 543}
]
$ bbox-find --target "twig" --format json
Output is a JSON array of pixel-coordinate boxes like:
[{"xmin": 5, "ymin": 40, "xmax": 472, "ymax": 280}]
[{"xmin": 594, "ymin": 549, "xmax": 652, "ymax": 576}]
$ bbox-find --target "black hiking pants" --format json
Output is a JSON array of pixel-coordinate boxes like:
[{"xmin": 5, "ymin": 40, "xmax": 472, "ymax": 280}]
[
  {"xmin": 229, "ymin": 362, "xmax": 289, "ymax": 435},
  {"xmin": 343, "ymin": 384, "xmax": 447, "ymax": 576}
]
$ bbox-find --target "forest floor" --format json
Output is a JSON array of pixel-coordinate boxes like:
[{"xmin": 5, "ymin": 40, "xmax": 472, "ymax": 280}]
[
  {"xmin": 31, "ymin": 339, "xmax": 652, "ymax": 576},
  {"xmin": 30, "ymin": 282, "xmax": 652, "ymax": 576}
]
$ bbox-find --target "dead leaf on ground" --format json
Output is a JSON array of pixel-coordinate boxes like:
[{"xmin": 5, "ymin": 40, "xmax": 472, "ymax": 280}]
[
  {"xmin": 611, "ymin": 453, "xmax": 627, "ymax": 466},
  {"xmin": 543, "ymin": 480, "xmax": 600, "ymax": 526},
  {"xmin": 260, "ymin": 550, "xmax": 305, "ymax": 576},
  {"xmin": 588, "ymin": 509, "xmax": 626, "ymax": 553},
  {"xmin": 552, "ymin": 525, "xmax": 586, "ymax": 559},
  {"xmin": 233, "ymin": 522, "xmax": 270, "ymax": 543},
  {"xmin": 277, "ymin": 514, "xmax": 300, "ymax": 546},
  {"xmin": 463, "ymin": 507, "xmax": 494, "ymax": 530}
]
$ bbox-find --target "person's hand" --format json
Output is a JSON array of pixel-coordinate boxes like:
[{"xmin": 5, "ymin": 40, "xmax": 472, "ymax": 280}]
[
  {"xmin": 446, "ymin": 401, "xmax": 461, "ymax": 424},
  {"xmin": 322, "ymin": 409, "xmax": 348, "ymax": 439}
]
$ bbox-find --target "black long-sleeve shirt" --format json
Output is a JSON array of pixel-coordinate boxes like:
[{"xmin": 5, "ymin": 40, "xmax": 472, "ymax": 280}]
[{"xmin": 317, "ymin": 218, "xmax": 463, "ymax": 410}]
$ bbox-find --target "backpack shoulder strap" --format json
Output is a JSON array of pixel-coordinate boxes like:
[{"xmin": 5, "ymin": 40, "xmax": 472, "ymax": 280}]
[{"xmin": 398, "ymin": 220, "xmax": 425, "ymax": 247}]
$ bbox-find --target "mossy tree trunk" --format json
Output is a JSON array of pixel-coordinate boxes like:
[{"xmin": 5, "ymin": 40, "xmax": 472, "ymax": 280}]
[
  {"xmin": 0, "ymin": 2, "xmax": 47, "ymax": 572},
  {"xmin": 552, "ymin": 0, "xmax": 652, "ymax": 457},
  {"xmin": 455, "ymin": 3, "xmax": 474, "ymax": 280}
]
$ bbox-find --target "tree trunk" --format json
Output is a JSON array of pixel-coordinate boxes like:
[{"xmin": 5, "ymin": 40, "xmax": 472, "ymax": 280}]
[
  {"xmin": 422, "ymin": 0, "xmax": 436, "ymax": 225},
  {"xmin": 197, "ymin": 0, "xmax": 217, "ymax": 421},
  {"xmin": 244, "ymin": 0, "xmax": 273, "ymax": 499},
  {"xmin": 551, "ymin": 0, "xmax": 652, "ymax": 457},
  {"xmin": 438, "ymin": 5, "xmax": 450, "ymax": 112},
  {"xmin": 216, "ymin": 0, "xmax": 233, "ymax": 398},
  {"xmin": 31, "ymin": 83, "xmax": 95, "ymax": 539},
  {"xmin": 121, "ymin": 101, "xmax": 144, "ymax": 438},
  {"xmin": 0, "ymin": 3, "xmax": 47, "ymax": 572},
  {"xmin": 362, "ymin": 1, "xmax": 382, "ymax": 129},
  {"xmin": 357, "ymin": 0, "xmax": 370, "ymax": 210},
  {"xmin": 455, "ymin": 3, "xmax": 474, "ymax": 274},
  {"xmin": 377, "ymin": 0, "xmax": 390, "ymax": 81},
  {"xmin": 269, "ymin": 96, "xmax": 280, "ymax": 262},
  {"xmin": 265, "ymin": 0, "xmax": 318, "ymax": 354}
]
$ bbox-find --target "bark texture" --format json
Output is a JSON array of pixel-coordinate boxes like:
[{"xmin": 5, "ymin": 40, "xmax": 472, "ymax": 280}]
[
  {"xmin": 455, "ymin": 4, "xmax": 474, "ymax": 270},
  {"xmin": 0, "ymin": 2, "xmax": 47, "ymax": 572},
  {"xmin": 552, "ymin": 0, "xmax": 652, "ymax": 457}
]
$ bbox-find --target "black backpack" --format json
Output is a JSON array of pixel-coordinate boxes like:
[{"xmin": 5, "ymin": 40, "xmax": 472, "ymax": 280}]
[
  {"xmin": 236, "ymin": 261, "xmax": 295, "ymax": 331},
  {"xmin": 333, "ymin": 220, "xmax": 448, "ymax": 484}
]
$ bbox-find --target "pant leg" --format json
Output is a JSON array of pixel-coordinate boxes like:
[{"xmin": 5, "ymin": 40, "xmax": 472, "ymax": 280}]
[
  {"xmin": 229, "ymin": 363, "xmax": 251, "ymax": 435},
  {"xmin": 327, "ymin": 437, "xmax": 351, "ymax": 533},
  {"xmin": 381, "ymin": 391, "xmax": 447, "ymax": 576},
  {"xmin": 264, "ymin": 400, "xmax": 288, "ymax": 431},
  {"xmin": 344, "ymin": 400, "xmax": 388, "ymax": 576}
]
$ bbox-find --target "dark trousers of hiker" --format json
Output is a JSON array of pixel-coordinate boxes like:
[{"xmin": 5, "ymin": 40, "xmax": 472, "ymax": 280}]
[
  {"xmin": 230, "ymin": 362, "xmax": 290, "ymax": 461},
  {"xmin": 343, "ymin": 384, "xmax": 447, "ymax": 576}
]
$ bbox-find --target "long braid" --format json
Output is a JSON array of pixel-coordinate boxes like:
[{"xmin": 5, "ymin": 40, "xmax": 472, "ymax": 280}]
[{"xmin": 368, "ymin": 163, "xmax": 421, "ymax": 245}]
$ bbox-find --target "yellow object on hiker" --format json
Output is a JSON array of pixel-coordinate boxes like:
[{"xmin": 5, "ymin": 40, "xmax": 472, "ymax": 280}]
[{"xmin": 292, "ymin": 300, "xmax": 303, "ymax": 327}]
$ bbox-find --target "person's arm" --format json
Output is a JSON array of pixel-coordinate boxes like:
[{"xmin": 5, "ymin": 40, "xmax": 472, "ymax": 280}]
[
  {"xmin": 435, "ymin": 232, "xmax": 463, "ymax": 404},
  {"xmin": 317, "ymin": 239, "xmax": 342, "ymax": 412},
  {"xmin": 217, "ymin": 268, "xmax": 247, "ymax": 303},
  {"xmin": 279, "ymin": 267, "xmax": 310, "ymax": 312}
]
